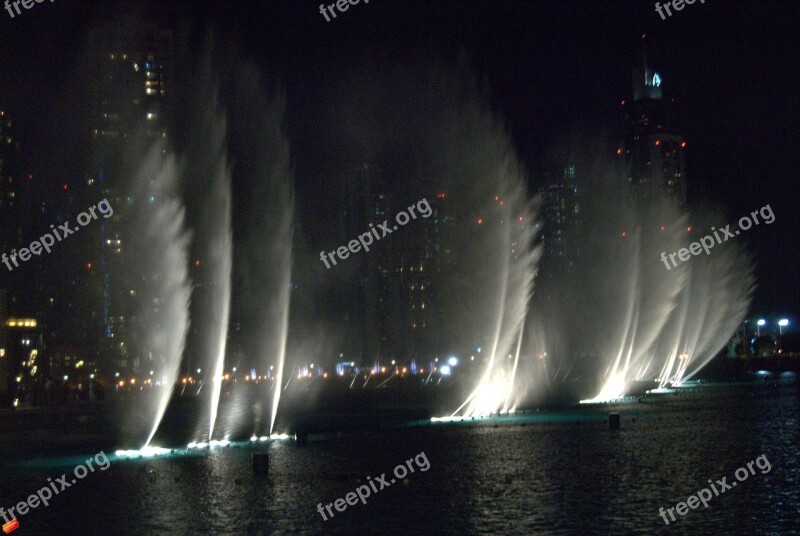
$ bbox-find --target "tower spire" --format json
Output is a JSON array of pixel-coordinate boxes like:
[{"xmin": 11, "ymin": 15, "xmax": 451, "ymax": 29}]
[{"xmin": 642, "ymin": 33, "xmax": 648, "ymax": 85}]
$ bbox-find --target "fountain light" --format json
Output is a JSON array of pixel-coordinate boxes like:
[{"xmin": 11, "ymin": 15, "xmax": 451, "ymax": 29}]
[
  {"xmin": 115, "ymin": 446, "xmax": 170, "ymax": 458},
  {"xmin": 431, "ymin": 416, "xmax": 469, "ymax": 423}
]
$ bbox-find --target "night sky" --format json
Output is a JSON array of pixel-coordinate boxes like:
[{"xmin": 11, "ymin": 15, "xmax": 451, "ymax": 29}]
[{"xmin": 1, "ymin": 0, "xmax": 797, "ymax": 316}]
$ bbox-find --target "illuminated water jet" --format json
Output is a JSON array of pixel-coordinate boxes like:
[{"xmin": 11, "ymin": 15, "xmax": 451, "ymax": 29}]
[{"xmin": 124, "ymin": 141, "xmax": 192, "ymax": 449}]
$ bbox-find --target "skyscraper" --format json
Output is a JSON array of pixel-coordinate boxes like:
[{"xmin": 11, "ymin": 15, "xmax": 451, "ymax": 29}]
[
  {"xmin": 0, "ymin": 109, "xmax": 27, "ymax": 270},
  {"xmin": 537, "ymin": 165, "xmax": 581, "ymax": 279},
  {"xmin": 621, "ymin": 40, "xmax": 687, "ymax": 205},
  {"xmin": 81, "ymin": 21, "xmax": 175, "ymax": 373}
]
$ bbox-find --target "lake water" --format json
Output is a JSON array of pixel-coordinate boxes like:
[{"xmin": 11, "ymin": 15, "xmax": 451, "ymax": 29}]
[{"xmin": 1, "ymin": 383, "xmax": 797, "ymax": 535}]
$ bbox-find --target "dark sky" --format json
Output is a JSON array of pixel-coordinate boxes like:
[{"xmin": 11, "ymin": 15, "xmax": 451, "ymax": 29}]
[{"xmin": 1, "ymin": 0, "xmax": 797, "ymax": 317}]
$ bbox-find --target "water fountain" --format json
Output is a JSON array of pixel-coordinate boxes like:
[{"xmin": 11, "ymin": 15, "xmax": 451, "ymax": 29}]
[
  {"xmin": 411, "ymin": 71, "xmax": 542, "ymax": 419},
  {"xmin": 124, "ymin": 141, "xmax": 193, "ymax": 448},
  {"xmin": 200, "ymin": 113, "xmax": 233, "ymax": 443},
  {"xmin": 178, "ymin": 80, "xmax": 235, "ymax": 444},
  {"xmin": 213, "ymin": 65, "xmax": 295, "ymax": 440}
]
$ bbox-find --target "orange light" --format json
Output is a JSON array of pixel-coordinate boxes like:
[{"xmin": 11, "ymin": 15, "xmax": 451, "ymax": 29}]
[
  {"xmin": 518, "ymin": 216, "xmax": 524, "ymax": 222},
  {"xmin": 494, "ymin": 195, "xmax": 499, "ymax": 201},
  {"xmin": 621, "ymin": 231, "xmax": 627, "ymax": 237},
  {"xmin": 681, "ymin": 141, "xmax": 687, "ymax": 148},
  {"xmin": 655, "ymin": 140, "xmax": 661, "ymax": 146},
  {"xmin": 660, "ymin": 225, "xmax": 665, "ymax": 231},
  {"xmin": 194, "ymin": 260, "xmax": 201, "ymax": 267},
  {"xmin": 477, "ymin": 218, "xmax": 484, "ymax": 225},
  {"xmin": 616, "ymin": 148, "xmax": 623, "ymax": 155},
  {"xmin": 687, "ymin": 226, "xmax": 692, "ymax": 232}
]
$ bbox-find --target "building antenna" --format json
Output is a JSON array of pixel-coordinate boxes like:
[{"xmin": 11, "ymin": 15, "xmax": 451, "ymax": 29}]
[{"xmin": 642, "ymin": 33, "xmax": 648, "ymax": 85}]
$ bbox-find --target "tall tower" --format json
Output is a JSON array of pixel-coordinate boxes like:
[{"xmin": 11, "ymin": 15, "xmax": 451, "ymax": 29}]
[
  {"xmin": 621, "ymin": 37, "xmax": 687, "ymax": 205},
  {"xmin": 82, "ymin": 20, "xmax": 175, "ymax": 373}
]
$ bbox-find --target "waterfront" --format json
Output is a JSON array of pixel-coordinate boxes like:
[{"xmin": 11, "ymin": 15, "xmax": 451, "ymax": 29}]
[{"xmin": 1, "ymin": 383, "xmax": 797, "ymax": 535}]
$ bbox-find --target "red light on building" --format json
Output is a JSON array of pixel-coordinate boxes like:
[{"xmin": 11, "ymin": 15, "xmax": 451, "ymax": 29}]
[
  {"xmin": 681, "ymin": 141, "xmax": 687, "ymax": 148},
  {"xmin": 27, "ymin": 174, "xmax": 32, "ymax": 180},
  {"xmin": 494, "ymin": 195, "xmax": 499, "ymax": 201},
  {"xmin": 518, "ymin": 216, "xmax": 524, "ymax": 222},
  {"xmin": 655, "ymin": 140, "xmax": 661, "ymax": 146},
  {"xmin": 477, "ymin": 218, "xmax": 484, "ymax": 225},
  {"xmin": 436, "ymin": 193, "xmax": 446, "ymax": 199},
  {"xmin": 616, "ymin": 148, "xmax": 623, "ymax": 155},
  {"xmin": 621, "ymin": 231, "xmax": 627, "ymax": 238},
  {"xmin": 687, "ymin": 227, "xmax": 692, "ymax": 232},
  {"xmin": 63, "ymin": 184, "xmax": 68, "ymax": 190},
  {"xmin": 620, "ymin": 100, "xmax": 625, "ymax": 106},
  {"xmin": 194, "ymin": 260, "xmax": 201, "ymax": 267},
  {"xmin": 86, "ymin": 262, "xmax": 92, "ymax": 269},
  {"xmin": 660, "ymin": 225, "xmax": 665, "ymax": 231}
]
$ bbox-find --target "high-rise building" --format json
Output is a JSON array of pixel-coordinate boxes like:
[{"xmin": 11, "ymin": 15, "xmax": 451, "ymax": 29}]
[
  {"xmin": 0, "ymin": 290, "xmax": 7, "ymax": 402},
  {"xmin": 0, "ymin": 109, "xmax": 30, "ymax": 272},
  {"xmin": 0, "ymin": 109, "xmax": 38, "ymax": 319},
  {"xmin": 397, "ymin": 191, "xmax": 456, "ymax": 362},
  {"xmin": 621, "ymin": 42, "xmax": 687, "ymax": 205},
  {"xmin": 334, "ymin": 162, "xmax": 395, "ymax": 365},
  {"xmin": 370, "ymin": 191, "xmax": 403, "ymax": 362},
  {"xmin": 80, "ymin": 21, "xmax": 175, "ymax": 373},
  {"xmin": 537, "ymin": 165, "xmax": 581, "ymax": 277}
]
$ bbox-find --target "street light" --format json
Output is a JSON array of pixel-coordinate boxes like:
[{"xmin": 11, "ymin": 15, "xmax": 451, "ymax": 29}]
[
  {"xmin": 778, "ymin": 319, "xmax": 789, "ymax": 335},
  {"xmin": 757, "ymin": 319, "xmax": 766, "ymax": 336},
  {"xmin": 742, "ymin": 320, "xmax": 749, "ymax": 356}
]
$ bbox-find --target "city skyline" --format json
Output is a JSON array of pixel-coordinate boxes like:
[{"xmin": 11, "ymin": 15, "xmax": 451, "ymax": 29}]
[{"xmin": 0, "ymin": 1, "xmax": 796, "ymax": 382}]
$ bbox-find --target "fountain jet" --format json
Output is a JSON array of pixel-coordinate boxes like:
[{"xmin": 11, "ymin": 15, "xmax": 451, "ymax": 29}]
[{"xmin": 124, "ymin": 141, "xmax": 192, "ymax": 448}]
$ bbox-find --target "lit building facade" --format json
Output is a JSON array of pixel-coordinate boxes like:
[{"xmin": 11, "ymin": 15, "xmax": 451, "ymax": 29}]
[
  {"xmin": 4, "ymin": 317, "xmax": 43, "ymax": 405},
  {"xmin": 80, "ymin": 22, "xmax": 174, "ymax": 374},
  {"xmin": 537, "ymin": 165, "xmax": 582, "ymax": 279},
  {"xmin": 621, "ymin": 48, "xmax": 687, "ymax": 206}
]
